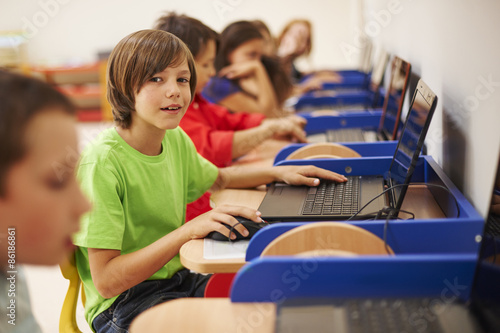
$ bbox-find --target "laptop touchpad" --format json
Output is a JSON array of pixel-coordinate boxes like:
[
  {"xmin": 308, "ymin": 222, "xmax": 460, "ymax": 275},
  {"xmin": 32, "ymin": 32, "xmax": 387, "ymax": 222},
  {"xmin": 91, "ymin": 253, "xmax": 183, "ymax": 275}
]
[{"xmin": 259, "ymin": 185, "xmax": 308, "ymax": 218}]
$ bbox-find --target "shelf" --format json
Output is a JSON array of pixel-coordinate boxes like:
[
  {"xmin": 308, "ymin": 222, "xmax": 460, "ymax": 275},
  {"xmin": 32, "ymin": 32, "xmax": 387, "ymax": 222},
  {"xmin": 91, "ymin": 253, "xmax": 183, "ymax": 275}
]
[{"xmin": 31, "ymin": 61, "xmax": 111, "ymax": 122}]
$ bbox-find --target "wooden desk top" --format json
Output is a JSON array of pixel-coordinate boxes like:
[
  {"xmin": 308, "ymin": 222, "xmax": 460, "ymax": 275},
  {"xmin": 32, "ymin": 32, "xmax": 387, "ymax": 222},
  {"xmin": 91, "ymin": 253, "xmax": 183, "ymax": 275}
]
[
  {"xmin": 180, "ymin": 239, "xmax": 246, "ymax": 273},
  {"xmin": 400, "ymin": 184, "xmax": 446, "ymax": 219},
  {"xmin": 130, "ymin": 298, "xmax": 276, "ymax": 333},
  {"xmin": 207, "ymin": 184, "xmax": 446, "ymax": 220}
]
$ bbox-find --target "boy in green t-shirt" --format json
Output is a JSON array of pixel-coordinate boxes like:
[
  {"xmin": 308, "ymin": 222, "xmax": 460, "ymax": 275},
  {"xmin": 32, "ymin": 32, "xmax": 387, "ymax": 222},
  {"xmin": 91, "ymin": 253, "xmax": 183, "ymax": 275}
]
[{"xmin": 73, "ymin": 29, "xmax": 347, "ymax": 333}]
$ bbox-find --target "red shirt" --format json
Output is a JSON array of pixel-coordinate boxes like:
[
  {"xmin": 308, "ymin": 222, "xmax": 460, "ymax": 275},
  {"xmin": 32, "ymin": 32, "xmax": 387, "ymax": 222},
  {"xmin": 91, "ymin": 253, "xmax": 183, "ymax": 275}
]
[{"xmin": 181, "ymin": 94, "xmax": 265, "ymax": 221}]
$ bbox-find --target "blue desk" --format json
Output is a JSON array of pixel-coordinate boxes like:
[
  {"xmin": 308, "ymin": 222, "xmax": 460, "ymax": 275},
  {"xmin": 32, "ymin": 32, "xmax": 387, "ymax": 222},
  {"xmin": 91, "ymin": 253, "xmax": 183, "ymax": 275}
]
[
  {"xmin": 231, "ymin": 255, "xmax": 477, "ymax": 302},
  {"xmin": 320, "ymin": 73, "xmax": 370, "ymax": 90},
  {"xmin": 302, "ymin": 111, "xmax": 384, "ymax": 132},
  {"xmin": 274, "ymin": 142, "xmax": 398, "ymax": 165},
  {"xmin": 227, "ymin": 155, "xmax": 483, "ymax": 303},
  {"xmin": 294, "ymin": 88, "xmax": 385, "ymax": 111}
]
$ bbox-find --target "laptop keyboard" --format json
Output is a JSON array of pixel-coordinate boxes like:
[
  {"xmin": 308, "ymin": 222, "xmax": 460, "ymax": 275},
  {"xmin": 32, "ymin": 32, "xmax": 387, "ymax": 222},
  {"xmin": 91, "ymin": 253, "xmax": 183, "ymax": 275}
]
[
  {"xmin": 326, "ymin": 129, "xmax": 365, "ymax": 142},
  {"xmin": 277, "ymin": 298, "xmax": 446, "ymax": 333},
  {"xmin": 345, "ymin": 298, "xmax": 445, "ymax": 333},
  {"xmin": 298, "ymin": 103, "xmax": 368, "ymax": 113},
  {"xmin": 486, "ymin": 214, "xmax": 500, "ymax": 237},
  {"xmin": 307, "ymin": 129, "xmax": 378, "ymax": 143},
  {"xmin": 302, "ymin": 177, "xmax": 360, "ymax": 216}
]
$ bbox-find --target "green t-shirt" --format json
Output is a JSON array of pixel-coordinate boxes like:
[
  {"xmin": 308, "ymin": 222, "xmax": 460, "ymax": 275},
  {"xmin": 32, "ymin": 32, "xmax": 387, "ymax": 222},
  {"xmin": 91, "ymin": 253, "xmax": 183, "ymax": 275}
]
[{"xmin": 73, "ymin": 127, "xmax": 218, "ymax": 327}]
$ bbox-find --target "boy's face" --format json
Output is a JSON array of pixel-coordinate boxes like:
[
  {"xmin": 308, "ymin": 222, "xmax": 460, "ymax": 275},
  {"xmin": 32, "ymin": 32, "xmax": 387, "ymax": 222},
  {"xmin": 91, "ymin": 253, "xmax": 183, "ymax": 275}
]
[
  {"xmin": 134, "ymin": 59, "xmax": 192, "ymax": 130},
  {"xmin": 0, "ymin": 110, "xmax": 90, "ymax": 266},
  {"xmin": 195, "ymin": 39, "xmax": 216, "ymax": 94},
  {"xmin": 228, "ymin": 38, "xmax": 265, "ymax": 64}
]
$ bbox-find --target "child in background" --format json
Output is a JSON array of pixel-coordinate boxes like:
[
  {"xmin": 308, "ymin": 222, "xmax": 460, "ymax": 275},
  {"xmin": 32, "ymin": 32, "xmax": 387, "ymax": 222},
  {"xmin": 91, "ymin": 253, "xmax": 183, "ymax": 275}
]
[
  {"xmin": 154, "ymin": 12, "xmax": 308, "ymax": 220},
  {"xmin": 202, "ymin": 20, "xmax": 288, "ymax": 116},
  {"xmin": 277, "ymin": 19, "xmax": 342, "ymax": 94},
  {"xmin": 277, "ymin": 19, "xmax": 313, "ymax": 82},
  {"xmin": 0, "ymin": 70, "xmax": 90, "ymax": 333},
  {"xmin": 73, "ymin": 29, "xmax": 347, "ymax": 333},
  {"xmin": 252, "ymin": 19, "xmax": 278, "ymax": 57}
]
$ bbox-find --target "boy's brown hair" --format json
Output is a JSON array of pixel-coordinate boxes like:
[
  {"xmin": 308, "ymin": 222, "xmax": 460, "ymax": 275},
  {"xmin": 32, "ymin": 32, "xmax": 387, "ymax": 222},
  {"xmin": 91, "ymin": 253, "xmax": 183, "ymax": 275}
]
[
  {"xmin": 0, "ymin": 70, "xmax": 75, "ymax": 196},
  {"xmin": 154, "ymin": 12, "xmax": 218, "ymax": 60},
  {"xmin": 107, "ymin": 29, "xmax": 197, "ymax": 129}
]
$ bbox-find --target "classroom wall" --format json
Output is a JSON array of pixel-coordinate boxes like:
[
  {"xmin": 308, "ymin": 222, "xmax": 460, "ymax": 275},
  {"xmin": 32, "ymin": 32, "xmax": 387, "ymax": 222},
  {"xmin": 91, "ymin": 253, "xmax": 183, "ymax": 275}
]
[
  {"xmin": 0, "ymin": 0, "xmax": 357, "ymax": 69},
  {"xmin": 360, "ymin": 0, "xmax": 500, "ymax": 218}
]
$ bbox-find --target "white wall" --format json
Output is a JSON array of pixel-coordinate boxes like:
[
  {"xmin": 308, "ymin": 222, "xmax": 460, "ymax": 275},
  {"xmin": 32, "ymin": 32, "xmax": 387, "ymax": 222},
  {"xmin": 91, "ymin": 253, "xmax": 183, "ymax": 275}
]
[
  {"xmin": 0, "ymin": 0, "xmax": 357, "ymax": 68},
  {"xmin": 361, "ymin": 0, "xmax": 500, "ymax": 217}
]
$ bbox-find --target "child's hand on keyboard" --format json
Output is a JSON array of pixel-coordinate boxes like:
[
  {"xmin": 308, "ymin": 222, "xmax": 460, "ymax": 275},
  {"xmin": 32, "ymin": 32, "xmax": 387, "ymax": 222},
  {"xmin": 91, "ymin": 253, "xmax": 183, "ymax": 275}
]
[{"xmin": 272, "ymin": 165, "xmax": 348, "ymax": 187}]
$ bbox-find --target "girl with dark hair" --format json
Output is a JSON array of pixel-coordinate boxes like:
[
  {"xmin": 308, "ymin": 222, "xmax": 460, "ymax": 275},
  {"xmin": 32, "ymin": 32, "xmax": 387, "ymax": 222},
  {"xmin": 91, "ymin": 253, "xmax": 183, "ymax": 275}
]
[{"xmin": 203, "ymin": 20, "xmax": 290, "ymax": 117}]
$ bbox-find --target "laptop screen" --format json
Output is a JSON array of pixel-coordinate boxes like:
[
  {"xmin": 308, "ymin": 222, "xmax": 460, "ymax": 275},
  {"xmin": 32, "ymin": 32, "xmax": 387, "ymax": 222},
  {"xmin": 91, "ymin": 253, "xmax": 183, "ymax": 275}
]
[
  {"xmin": 470, "ymin": 157, "xmax": 500, "ymax": 324},
  {"xmin": 386, "ymin": 79, "xmax": 437, "ymax": 212},
  {"xmin": 471, "ymin": 217, "xmax": 500, "ymax": 329},
  {"xmin": 359, "ymin": 38, "xmax": 373, "ymax": 74},
  {"xmin": 368, "ymin": 50, "xmax": 389, "ymax": 108},
  {"xmin": 379, "ymin": 57, "xmax": 411, "ymax": 141},
  {"xmin": 370, "ymin": 50, "xmax": 389, "ymax": 89}
]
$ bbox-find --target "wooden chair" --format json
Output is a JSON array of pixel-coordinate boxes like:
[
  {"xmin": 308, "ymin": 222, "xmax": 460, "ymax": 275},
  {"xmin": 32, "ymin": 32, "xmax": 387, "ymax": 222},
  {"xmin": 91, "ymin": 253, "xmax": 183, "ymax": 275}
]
[
  {"xmin": 261, "ymin": 222, "xmax": 393, "ymax": 257},
  {"xmin": 285, "ymin": 142, "xmax": 361, "ymax": 160},
  {"xmin": 59, "ymin": 251, "xmax": 85, "ymax": 333}
]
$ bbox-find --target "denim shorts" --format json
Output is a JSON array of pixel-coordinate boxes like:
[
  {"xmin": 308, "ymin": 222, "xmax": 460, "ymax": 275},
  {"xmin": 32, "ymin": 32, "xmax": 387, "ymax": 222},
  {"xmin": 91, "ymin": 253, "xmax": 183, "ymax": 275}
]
[{"xmin": 92, "ymin": 269, "xmax": 211, "ymax": 333}]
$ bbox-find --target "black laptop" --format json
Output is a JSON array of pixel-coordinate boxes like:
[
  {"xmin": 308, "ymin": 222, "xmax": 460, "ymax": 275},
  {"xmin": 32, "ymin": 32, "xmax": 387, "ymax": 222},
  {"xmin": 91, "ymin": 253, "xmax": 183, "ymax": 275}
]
[
  {"xmin": 307, "ymin": 56, "xmax": 411, "ymax": 144},
  {"xmin": 258, "ymin": 79, "xmax": 438, "ymax": 221},
  {"xmin": 275, "ymin": 212, "xmax": 500, "ymax": 333}
]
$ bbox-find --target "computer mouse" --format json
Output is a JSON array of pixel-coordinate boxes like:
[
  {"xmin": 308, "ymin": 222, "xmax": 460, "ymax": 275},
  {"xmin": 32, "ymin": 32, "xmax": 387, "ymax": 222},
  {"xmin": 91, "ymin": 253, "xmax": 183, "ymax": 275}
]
[{"xmin": 206, "ymin": 216, "xmax": 268, "ymax": 241}]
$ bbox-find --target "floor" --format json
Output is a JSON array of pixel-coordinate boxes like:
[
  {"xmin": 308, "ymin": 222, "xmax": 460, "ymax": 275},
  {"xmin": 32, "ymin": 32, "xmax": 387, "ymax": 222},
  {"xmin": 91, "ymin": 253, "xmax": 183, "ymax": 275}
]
[{"xmin": 25, "ymin": 121, "xmax": 113, "ymax": 333}]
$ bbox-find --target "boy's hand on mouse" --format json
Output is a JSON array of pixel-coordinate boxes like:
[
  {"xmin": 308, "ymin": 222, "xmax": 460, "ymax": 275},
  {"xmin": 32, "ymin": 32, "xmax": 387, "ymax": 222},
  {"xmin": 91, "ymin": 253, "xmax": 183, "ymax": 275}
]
[
  {"xmin": 185, "ymin": 204, "xmax": 263, "ymax": 240},
  {"xmin": 272, "ymin": 165, "xmax": 348, "ymax": 187}
]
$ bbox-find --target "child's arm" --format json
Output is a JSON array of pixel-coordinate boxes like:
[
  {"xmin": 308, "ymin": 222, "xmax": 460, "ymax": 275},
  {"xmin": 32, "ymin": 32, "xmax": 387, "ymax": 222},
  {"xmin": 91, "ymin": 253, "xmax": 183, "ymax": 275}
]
[
  {"xmin": 88, "ymin": 205, "xmax": 260, "ymax": 299},
  {"xmin": 210, "ymin": 165, "xmax": 348, "ymax": 193},
  {"xmin": 218, "ymin": 60, "xmax": 279, "ymax": 116},
  {"xmin": 232, "ymin": 116, "xmax": 307, "ymax": 158},
  {"xmin": 88, "ymin": 236, "xmax": 188, "ymax": 299}
]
